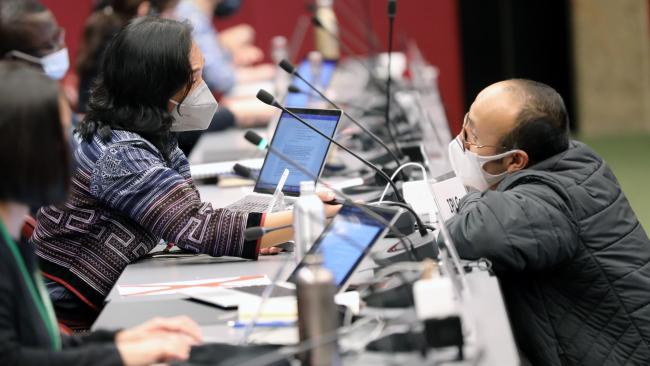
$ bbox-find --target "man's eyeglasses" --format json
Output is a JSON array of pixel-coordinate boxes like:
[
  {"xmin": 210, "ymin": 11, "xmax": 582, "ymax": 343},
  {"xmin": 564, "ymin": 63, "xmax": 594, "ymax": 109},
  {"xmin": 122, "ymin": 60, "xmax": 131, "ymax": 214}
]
[{"xmin": 457, "ymin": 113, "xmax": 508, "ymax": 152}]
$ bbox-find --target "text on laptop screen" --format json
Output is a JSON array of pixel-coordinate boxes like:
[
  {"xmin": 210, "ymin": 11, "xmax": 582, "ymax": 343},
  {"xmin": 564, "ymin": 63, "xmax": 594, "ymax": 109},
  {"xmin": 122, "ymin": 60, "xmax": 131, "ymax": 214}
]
[
  {"xmin": 285, "ymin": 60, "xmax": 336, "ymax": 108},
  {"xmin": 255, "ymin": 109, "xmax": 339, "ymax": 195},
  {"xmin": 313, "ymin": 205, "xmax": 394, "ymax": 288}
]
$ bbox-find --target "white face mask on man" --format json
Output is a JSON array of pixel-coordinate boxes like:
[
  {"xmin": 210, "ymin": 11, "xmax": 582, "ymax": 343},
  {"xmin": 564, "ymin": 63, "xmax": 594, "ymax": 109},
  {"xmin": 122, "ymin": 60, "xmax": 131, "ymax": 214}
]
[
  {"xmin": 170, "ymin": 80, "xmax": 218, "ymax": 132},
  {"xmin": 448, "ymin": 136, "xmax": 519, "ymax": 191}
]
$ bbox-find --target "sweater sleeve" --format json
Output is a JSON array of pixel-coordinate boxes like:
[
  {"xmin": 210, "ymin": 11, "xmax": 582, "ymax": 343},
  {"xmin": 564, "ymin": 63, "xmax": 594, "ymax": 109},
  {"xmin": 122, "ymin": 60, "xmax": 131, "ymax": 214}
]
[
  {"xmin": 89, "ymin": 142, "xmax": 261, "ymax": 259},
  {"xmin": 444, "ymin": 184, "xmax": 579, "ymax": 273}
]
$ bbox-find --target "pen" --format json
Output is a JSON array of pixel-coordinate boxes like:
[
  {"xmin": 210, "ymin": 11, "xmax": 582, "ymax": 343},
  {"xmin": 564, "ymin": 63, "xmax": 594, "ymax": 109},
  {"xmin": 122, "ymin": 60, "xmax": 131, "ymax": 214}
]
[{"xmin": 228, "ymin": 320, "xmax": 296, "ymax": 328}]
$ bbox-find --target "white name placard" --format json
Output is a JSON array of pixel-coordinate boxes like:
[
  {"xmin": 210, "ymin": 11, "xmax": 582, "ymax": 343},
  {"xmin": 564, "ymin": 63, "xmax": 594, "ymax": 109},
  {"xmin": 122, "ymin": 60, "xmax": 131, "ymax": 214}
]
[{"xmin": 430, "ymin": 177, "xmax": 468, "ymax": 222}]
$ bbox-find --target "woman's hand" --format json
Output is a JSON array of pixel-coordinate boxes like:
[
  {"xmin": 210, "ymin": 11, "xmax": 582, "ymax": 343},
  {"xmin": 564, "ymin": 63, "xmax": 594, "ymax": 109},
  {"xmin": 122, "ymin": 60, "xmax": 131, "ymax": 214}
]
[
  {"xmin": 117, "ymin": 333, "xmax": 195, "ymax": 366},
  {"xmin": 317, "ymin": 191, "xmax": 342, "ymax": 218},
  {"xmin": 259, "ymin": 246, "xmax": 283, "ymax": 255},
  {"xmin": 116, "ymin": 316, "xmax": 202, "ymax": 344},
  {"xmin": 116, "ymin": 316, "xmax": 202, "ymax": 366}
]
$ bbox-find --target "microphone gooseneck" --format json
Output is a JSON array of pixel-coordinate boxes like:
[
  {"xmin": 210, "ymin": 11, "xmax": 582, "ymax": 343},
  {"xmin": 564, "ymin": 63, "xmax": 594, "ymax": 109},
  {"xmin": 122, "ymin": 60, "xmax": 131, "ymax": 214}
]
[
  {"xmin": 384, "ymin": 0, "xmax": 399, "ymax": 165},
  {"xmin": 255, "ymin": 89, "xmax": 405, "ymax": 204},
  {"xmin": 244, "ymin": 224, "xmax": 293, "ymax": 241}
]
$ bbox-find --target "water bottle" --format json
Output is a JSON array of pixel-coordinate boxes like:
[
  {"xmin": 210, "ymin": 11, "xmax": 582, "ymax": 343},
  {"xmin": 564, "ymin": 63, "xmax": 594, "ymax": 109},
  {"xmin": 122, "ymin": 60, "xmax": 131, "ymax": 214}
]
[
  {"xmin": 296, "ymin": 254, "xmax": 341, "ymax": 366},
  {"xmin": 314, "ymin": 0, "xmax": 340, "ymax": 60},
  {"xmin": 304, "ymin": 51, "xmax": 326, "ymax": 108},
  {"xmin": 293, "ymin": 181, "xmax": 325, "ymax": 263},
  {"xmin": 271, "ymin": 36, "xmax": 291, "ymax": 96}
]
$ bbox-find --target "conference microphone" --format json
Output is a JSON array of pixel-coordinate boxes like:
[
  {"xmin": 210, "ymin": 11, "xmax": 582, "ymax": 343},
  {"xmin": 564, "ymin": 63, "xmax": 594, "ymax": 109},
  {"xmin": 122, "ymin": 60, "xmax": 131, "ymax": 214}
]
[
  {"xmin": 279, "ymin": 59, "xmax": 403, "ymax": 173},
  {"xmin": 287, "ymin": 84, "xmax": 302, "ymax": 94},
  {"xmin": 256, "ymin": 89, "xmax": 405, "ymax": 204},
  {"xmin": 388, "ymin": 0, "xmax": 397, "ymax": 18},
  {"xmin": 244, "ymin": 129, "xmax": 428, "ymax": 238},
  {"xmin": 244, "ymin": 224, "xmax": 292, "ymax": 241},
  {"xmin": 233, "ymin": 163, "xmax": 258, "ymax": 180}
]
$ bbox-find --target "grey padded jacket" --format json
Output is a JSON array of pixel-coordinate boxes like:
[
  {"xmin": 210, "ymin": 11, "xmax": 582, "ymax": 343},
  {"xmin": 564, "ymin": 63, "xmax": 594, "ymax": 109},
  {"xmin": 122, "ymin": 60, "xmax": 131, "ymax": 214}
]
[{"xmin": 446, "ymin": 140, "xmax": 650, "ymax": 365}]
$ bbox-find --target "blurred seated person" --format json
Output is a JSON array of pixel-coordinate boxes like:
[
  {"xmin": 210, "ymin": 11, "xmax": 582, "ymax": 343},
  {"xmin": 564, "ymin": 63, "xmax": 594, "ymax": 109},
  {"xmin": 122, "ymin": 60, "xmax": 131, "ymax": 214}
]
[
  {"xmin": 174, "ymin": 0, "xmax": 276, "ymax": 133},
  {"xmin": 0, "ymin": 60, "xmax": 203, "ymax": 366},
  {"xmin": 76, "ymin": 0, "xmax": 153, "ymax": 113},
  {"xmin": 31, "ymin": 17, "xmax": 339, "ymax": 329},
  {"xmin": 0, "ymin": 0, "xmax": 69, "ymax": 80}
]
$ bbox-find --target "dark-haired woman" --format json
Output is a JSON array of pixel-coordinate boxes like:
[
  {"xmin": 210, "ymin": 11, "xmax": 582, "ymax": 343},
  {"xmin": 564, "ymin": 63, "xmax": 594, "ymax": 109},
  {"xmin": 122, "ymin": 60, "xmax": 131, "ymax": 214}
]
[
  {"xmin": 0, "ymin": 60, "xmax": 203, "ymax": 366},
  {"xmin": 32, "ymin": 17, "xmax": 339, "ymax": 328}
]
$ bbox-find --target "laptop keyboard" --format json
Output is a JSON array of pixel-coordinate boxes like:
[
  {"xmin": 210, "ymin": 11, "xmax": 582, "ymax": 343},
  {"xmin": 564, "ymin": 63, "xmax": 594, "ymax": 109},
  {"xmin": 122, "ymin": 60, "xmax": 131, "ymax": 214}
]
[
  {"xmin": 227, "ymin": 195, "xmax": 293, "ymax": 212},
  {"xmin": 233, "ymin": 285, "xmax": 295, "ymax": 297}
]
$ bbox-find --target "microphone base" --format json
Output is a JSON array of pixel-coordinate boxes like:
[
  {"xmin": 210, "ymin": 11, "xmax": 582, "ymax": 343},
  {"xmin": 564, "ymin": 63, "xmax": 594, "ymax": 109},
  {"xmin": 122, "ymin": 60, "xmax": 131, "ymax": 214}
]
[{"xmin": 371, "ymin": 229, "xmax": 438, "ymax": 266}]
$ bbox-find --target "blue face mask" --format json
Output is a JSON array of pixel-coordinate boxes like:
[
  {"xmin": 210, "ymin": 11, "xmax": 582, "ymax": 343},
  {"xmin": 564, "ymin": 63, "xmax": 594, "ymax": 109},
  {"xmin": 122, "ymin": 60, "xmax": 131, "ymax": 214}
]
[
  {"xmin": 214, "ymin": 0, "xmax": 242, "ymax": 18},
  {"xmin": 7, "ymin": 47, "xmax": 70, "ymax": 80}
]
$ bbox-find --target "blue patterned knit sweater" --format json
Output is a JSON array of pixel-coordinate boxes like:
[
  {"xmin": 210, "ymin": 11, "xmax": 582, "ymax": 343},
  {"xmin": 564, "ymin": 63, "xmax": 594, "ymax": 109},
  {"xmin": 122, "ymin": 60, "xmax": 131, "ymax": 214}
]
[{"xmin": 31, "ymin": 130, "xmax": 262, "ymax": 308}]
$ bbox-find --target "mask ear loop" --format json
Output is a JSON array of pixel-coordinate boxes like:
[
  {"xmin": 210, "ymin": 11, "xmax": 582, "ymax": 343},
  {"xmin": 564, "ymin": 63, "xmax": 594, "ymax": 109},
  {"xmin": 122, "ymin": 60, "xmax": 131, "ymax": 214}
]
[
  {"xmin": 476, "ymin": 149, "xmax": 523, "ymax": 178},
  {"xmin": 5, "ymin": 50, "xmax": 43, "ymax": 67}
]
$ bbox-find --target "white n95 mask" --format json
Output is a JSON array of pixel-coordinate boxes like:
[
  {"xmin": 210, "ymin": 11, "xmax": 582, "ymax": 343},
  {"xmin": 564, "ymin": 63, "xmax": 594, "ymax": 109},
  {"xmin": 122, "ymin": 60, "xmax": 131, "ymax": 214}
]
[
  {"xmin": 448, "ymin": 137, "xmax": 518, "ymax": 191},
  {"xmin": 170, "ymin": 81, "xmax": 218, "ymax": 132}
]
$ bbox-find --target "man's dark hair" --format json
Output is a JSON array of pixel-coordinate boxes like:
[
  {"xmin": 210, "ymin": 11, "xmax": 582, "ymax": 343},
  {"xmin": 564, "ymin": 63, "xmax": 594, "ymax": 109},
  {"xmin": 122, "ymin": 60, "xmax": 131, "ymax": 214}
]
[
  {"xmin": 500, "ymin": 79, "xmax": 570, "ymax": 166},
  {"xmin": 0, "ymin": 61, "xmax": 70, "ymax": 207},
  {"xmin": 77, "ymin": 16, "xmax": 194, "ymax": 159},
  {"xmin": 0, "ymin": 0, "xmax": 47, "ymax": 57}
]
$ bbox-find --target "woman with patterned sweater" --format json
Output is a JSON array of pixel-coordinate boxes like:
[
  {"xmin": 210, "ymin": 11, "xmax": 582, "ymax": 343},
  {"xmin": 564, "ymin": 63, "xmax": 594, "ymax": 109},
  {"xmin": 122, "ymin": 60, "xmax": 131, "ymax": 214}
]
[{"xmin": 31, "ymin": 17, "xmax": 339, "ymax": 329}]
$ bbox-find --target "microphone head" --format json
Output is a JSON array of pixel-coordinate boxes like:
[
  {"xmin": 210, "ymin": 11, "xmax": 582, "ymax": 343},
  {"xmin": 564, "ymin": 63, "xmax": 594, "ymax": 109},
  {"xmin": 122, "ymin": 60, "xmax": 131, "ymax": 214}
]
[
  {"xmin": 287, "ymin": 85, "xmax": 302, "ymax": 94},
  {"xmin": 311, "ymin": 15, "xmax": 324, "ymax": 28},
  {"xmin": 233, "ymin": 163, "xmax": 253, "ymax": 179},
  {"xmin": 244, "ymin": 226, "xmax": 266, "ymax": 241},
  {"xmin": 305, "ymin": 3, "xmax": 316, "ymax": 13},
  {"xmin": 256, "ymin": 89, "xmax": 277, "ymax": 107},
  {"xmin": 388, "ymin": 0, "xmax": 397, "ymax": 17},
  {"xmin": 244, "ymin": 130, "xmax": 267, "ymax": 150},
  {"xmin": 279, "ymin": 59, "xmax": 296, "ymax": 75}
]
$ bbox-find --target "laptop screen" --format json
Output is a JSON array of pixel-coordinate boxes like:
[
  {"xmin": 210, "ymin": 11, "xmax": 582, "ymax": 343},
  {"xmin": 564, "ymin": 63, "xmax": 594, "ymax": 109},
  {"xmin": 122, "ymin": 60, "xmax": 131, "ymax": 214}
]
[
  {"xmin": 290, "ymin": 203, "xmax": 397, "ymax": 289},
  {"xmin": 284, "ymin": 59, "xmax": 337, "ymax": 108},
  {"xmin": 255, "ymin": 108, "xmax": 341, "ymax": 196}
]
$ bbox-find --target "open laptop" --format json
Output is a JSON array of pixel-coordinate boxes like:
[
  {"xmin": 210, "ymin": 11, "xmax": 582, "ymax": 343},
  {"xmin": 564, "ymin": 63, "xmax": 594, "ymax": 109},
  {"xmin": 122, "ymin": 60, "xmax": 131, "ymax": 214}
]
[
  {"xmin": 227, "ymin": 107, "xmax": 342, "ymax": 212},
  {"xmin": 188, "ymin": 202, "xmax": 400, "ymax": 308}
]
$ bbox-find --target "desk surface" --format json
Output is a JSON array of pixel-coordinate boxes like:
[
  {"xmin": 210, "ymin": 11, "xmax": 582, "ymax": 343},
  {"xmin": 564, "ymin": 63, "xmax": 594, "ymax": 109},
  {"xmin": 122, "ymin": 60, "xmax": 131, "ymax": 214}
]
[{"xmin": 93, "ymin": 131, "xmax": 520, "ymax": 365}]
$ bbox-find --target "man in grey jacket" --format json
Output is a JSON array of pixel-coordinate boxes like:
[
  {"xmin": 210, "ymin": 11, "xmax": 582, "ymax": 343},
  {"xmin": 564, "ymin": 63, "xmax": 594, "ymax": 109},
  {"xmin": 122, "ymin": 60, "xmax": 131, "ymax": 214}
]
[{"xmin": 445, "ymin": 79, "xmax": 650, "ymax": 365}]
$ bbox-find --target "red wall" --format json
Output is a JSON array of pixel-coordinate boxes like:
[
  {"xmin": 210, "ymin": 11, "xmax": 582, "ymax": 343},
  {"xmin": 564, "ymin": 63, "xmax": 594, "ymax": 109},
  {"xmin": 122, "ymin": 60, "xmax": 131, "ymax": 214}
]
[{"xmin": 41, "ymin": 0, "xmax": 464, "ymax": 134}]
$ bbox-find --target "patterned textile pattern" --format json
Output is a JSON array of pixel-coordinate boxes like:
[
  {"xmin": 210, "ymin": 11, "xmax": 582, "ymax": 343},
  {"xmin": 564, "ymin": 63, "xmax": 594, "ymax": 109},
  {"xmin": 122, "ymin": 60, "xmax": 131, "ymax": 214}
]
[{"xmin": 31, "ymin": 130, "xmax": 261, "ymax": 307}]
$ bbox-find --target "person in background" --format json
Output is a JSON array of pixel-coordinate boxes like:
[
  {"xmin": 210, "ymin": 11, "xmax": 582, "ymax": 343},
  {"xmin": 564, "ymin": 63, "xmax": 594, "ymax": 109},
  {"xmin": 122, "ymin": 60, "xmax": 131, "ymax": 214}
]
[
  {"xmin": 174, "ymin": 0, "xmax": 276, "ymax": 139},
  {"xmin": 76, "ymin": 0, "xmax": 182, "ymax": 112},
  {"xmin": 31, "ymin": 17, "xmax": 339, "ymax": 330},
  {"xmin": 445, "ymin": 79, "xmax": 650, "ymax": 365},
  {"xmin": 76, "ymin": 0, "xmax": 153, "ymax": 113},
  {"xmin": 0, "ymin": 0, "xmax": 69, "ymax": 80},
  {"xmin": 0, "ymin": 60, "xmax": 203, "ymax": 366},
  {"xmin": 76, "ymin": 0, "xmax": 261, "ymax": 155}
]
